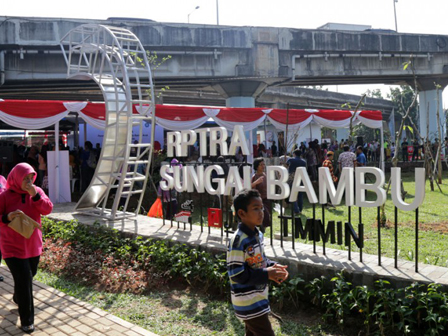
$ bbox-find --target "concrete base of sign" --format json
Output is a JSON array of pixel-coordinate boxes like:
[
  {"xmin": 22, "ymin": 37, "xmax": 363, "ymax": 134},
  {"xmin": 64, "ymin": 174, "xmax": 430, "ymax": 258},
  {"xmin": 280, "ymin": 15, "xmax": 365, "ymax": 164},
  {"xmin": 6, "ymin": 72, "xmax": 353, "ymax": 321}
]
[{"xmin": 49, "ymin": 203, "xmax": 448, "ymax": 291}]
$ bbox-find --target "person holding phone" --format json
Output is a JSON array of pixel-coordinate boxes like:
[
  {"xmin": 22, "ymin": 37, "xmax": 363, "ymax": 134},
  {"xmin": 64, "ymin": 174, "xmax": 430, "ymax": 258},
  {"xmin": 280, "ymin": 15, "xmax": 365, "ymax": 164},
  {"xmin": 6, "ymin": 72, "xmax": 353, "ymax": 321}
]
[{"xmin": 0, "ymin": 163, "xmax": 53, "ymax": 333}]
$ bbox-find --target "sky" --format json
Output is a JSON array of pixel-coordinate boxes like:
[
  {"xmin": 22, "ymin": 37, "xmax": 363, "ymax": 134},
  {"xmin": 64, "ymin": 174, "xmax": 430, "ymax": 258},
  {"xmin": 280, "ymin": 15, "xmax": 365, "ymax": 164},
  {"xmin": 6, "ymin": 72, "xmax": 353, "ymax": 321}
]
[{"xmin": 2, "ymin": 0, "xmax": 448, "ymax": 102}]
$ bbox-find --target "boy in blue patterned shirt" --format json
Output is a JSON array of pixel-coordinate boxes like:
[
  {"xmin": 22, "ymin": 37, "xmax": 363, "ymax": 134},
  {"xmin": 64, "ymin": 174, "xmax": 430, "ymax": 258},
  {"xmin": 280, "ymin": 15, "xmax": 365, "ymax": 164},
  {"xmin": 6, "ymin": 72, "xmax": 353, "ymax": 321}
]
[{"xmin": 227, "ymin": 189, "xmax": 288, "ymax": 336}]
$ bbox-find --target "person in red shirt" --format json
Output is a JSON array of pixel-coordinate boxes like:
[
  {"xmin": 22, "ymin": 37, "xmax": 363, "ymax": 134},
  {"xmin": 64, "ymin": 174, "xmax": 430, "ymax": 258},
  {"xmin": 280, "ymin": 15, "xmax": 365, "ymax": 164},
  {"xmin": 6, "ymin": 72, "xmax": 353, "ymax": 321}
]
[
  {"xmin": 322, "ymin": 151, "xmax": 338, "ymax": 183},
  {"xmin": 0, "ymin": 163, "xmax": 53, "ymax": 333}
]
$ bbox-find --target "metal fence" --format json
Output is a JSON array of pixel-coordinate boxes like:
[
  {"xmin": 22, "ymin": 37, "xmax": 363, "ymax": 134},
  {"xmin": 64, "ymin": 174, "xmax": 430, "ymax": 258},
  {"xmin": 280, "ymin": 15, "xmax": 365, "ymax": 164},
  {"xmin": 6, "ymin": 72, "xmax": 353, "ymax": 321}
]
[{"xmin": 157, "ymin": 160, "xmax": 421, "ymax": 273}]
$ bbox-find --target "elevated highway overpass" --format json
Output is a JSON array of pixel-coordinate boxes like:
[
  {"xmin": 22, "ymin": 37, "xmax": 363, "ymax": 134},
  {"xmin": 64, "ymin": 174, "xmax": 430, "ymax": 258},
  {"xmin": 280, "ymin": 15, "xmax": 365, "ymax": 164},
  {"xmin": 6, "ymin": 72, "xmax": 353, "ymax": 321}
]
[{"xmin": 0, "ymin": 16, "xmax": 446, "ymax": 137}]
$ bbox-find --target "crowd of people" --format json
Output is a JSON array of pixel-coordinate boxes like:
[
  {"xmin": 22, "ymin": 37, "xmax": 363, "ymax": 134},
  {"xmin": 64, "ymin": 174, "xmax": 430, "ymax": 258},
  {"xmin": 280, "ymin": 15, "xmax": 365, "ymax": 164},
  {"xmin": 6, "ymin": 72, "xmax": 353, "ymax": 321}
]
[
  {"xmin": 252, "ymin": 135, "xmax": 446, "ymax": 166},
  {"xmin": 0, "ymin": 141, "xmax": 105, "ymax": 195}
]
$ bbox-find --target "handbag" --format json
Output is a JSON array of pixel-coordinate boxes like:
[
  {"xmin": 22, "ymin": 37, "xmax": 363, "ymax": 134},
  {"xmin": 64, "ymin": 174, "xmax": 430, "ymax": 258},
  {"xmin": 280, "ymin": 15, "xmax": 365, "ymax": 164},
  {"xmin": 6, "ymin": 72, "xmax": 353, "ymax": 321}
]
[{"xmin": 8, "ymin": 212, "xmax": 40, "ymax": 239}]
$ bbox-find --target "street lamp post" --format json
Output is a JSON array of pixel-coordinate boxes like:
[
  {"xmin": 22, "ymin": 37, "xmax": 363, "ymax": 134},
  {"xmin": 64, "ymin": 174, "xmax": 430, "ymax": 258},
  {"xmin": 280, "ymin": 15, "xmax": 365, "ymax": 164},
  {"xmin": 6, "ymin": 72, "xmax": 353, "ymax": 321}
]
[
  {"xmin": 188, "ymin": 6, "xmax": 200, "ymax": 24},
  {"xmin": 216, "ymin": 0, "xmax": 219, "ymax": 25},
  {"xmin": 393, "ymin": 0, "xmax": 398, "ymax": 32}
]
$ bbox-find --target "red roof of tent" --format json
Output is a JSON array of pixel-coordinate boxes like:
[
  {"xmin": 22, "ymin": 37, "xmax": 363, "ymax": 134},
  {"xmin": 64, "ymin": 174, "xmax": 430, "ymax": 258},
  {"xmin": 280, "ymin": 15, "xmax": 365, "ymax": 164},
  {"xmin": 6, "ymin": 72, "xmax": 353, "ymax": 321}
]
[{"xmin": 0, "ymin": 100, "xmax": 383, "ymax": 131}]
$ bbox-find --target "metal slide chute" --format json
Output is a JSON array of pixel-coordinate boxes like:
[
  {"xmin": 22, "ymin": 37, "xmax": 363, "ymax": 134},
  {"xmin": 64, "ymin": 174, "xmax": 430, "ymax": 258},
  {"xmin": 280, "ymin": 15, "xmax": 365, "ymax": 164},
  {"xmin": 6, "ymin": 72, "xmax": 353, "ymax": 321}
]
[{"xmin": 60, "ymin": 24, "xmax": 155, "ymax": 220}]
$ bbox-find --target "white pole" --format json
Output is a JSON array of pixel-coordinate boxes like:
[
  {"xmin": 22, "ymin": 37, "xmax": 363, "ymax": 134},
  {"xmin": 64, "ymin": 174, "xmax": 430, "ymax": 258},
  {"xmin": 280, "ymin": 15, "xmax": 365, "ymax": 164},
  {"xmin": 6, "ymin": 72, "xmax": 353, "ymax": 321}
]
[
  {"xmin": 393, "ymin": 0, "xmax": 398, "ymax": 32},
  {"xmin": 55, "ymin": 122, "xmax": 60, "ymax": 203},
  {"xmin": 380, "ymin": 125, "xmax": 385, "ymax": 172},
  {"xmin": 216, "ymin": 0, "xmax": 219, "ymax": 25},
  {"xmin": 249, "ymin": 131, "xmax": 254, "ymax": 165}
]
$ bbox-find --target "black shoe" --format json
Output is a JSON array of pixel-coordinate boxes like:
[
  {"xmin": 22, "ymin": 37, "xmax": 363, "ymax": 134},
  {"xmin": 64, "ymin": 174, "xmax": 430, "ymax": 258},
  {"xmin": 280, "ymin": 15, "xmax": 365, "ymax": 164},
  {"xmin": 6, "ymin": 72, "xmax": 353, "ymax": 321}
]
[
  {"xmin": 21, "ymin": 324, "xmax": 34, "ymax": 333},
  {"xmin": 0, "ymin": 276, "xmax": 3, "ymax": 282}
]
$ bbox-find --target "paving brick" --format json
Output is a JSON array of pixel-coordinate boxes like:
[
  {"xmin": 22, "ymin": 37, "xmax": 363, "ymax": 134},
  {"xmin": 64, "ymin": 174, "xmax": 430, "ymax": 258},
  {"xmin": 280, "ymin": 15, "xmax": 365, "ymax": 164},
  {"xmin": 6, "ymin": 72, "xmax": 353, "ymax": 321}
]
[
  {"xmin": 95, "ymin": 316, "xmax": 118, "ymax": 326},
  {"xmin": 54, "ymin": 325, "xmax": 77, "ymax": 334},
  {"xmin": 66, "ymin": 319, "xmax": 82, "ymax": 328},
  {"xmin": 51, "ymin": 332, "xmax": 68, "ymax": 336},
  {"xmin": 131, "ymin": 325, "xmax": 159, "ymax": 336},
  {"xmin": 91, "ymin": 307, "xmax": 108, "ymax": 317},
  {"xmin": 47, "ymin": 318, "xmax": 65, "ymax": 328},
  {"xmin": 75, "ymin": 324, "xmax": 95, "ymax": 334},
  {"xmin": 30, "ymin": 332, "xmax": 51, "ymax": 336},
  {"xmin": 107, "ymin": 315, "xmax": 136, "ymax": 329},
  {"xmin": 106, "ymin": 330, "xmax": 129, "ymax": 336},
  {"xmin": 40, "ymin": 327, "xmax": 60, "ymax": 334},
  {"xmin": 53, "ymin": 312, "xmax": 71, "ymax": 321},
  {"xmin": 4, "ymin": 325, "xmax": 23, "ymax": 335},
  {"xmin": 91, "ymin": 324, "xmax": 112, "ymax": 333},
  {"xmin": 0, "ymin": 320, "xmax": 15, "ymax": 329},
  {"xmin": 3, "ymin": 313, "xmax": 19, "ymax": 322},
  {"xmin": 85, "ymin": 312, "xmax": 101, "ymax": 320}
]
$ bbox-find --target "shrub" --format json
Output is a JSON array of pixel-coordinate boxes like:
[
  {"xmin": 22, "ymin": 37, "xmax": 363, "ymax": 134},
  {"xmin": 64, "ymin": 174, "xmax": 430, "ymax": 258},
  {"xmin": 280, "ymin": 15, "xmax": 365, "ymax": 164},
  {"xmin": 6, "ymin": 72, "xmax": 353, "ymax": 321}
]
[
  {"xmin": 40, "ymin": 218, "xmax": 448, "ymax": 335},
  {"xmin": 40, "ymin": 217, "xmax": 229, "ymax": 295}
]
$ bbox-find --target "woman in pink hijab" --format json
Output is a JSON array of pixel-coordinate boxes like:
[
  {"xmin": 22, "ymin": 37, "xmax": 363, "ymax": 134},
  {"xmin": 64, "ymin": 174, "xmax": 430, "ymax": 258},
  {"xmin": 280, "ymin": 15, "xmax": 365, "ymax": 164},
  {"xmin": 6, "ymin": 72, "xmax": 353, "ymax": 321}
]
[
  {"xmin": 0, "ymin": 163, "xmax": 53, "ymax": 333},
  {"xmin": 0, "ymin": 174, "xmax": 6, "ymax": 279}
]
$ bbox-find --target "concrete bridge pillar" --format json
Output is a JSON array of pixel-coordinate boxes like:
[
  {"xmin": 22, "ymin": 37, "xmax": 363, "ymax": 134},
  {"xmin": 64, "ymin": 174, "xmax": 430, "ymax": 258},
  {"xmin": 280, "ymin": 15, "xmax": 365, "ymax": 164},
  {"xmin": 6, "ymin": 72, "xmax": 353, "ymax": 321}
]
[
  {"xmin": 213, "ymin": 80, "xmax": 267, "ymax": 108},
  {"xmin": 225, "ymin": 96, "xmax": 255, "ymax": 108},
  {"xmin": 213, "ymin": 80, "xmax": 268, "ymax": 163},
  {"xmin": 418, "ymin": 88, "xmax": 445, "ymax": 141}
]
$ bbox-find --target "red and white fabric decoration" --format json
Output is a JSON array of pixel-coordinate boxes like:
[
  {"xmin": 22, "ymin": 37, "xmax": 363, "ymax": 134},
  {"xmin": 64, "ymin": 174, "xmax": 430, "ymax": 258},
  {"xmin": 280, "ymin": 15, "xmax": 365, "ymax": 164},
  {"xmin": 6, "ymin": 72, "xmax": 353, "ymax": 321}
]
[
  {"xmin": 0, "ymin": 100, "xmax": 383, "ymax": 131},
  {"xmin": 0, "ymin": 100, "xmax": 70, "ymax": 129}
]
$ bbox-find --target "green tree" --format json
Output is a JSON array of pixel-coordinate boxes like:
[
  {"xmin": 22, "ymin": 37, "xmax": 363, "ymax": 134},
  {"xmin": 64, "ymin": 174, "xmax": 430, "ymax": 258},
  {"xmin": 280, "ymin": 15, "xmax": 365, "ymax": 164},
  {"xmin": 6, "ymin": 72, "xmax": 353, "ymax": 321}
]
[
  {"xmin": 387, "ymin": 86, "xmax": 419, "ymax": 140},
  {"xmin": 344, "ymin": 89, "xmax": 385, "ymax": 144},
  {"xmin": 366, "ymin": 88, "xmax": 383, "ymax": 99}
]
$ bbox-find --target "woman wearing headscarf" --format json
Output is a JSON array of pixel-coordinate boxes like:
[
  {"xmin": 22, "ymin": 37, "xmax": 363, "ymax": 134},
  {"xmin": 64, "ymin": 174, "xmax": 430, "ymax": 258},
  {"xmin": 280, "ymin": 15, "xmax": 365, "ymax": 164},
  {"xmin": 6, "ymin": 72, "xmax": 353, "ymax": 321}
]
[{"xmin": 0, "ymin": 163, "xmax": 53, "ymax": 333}]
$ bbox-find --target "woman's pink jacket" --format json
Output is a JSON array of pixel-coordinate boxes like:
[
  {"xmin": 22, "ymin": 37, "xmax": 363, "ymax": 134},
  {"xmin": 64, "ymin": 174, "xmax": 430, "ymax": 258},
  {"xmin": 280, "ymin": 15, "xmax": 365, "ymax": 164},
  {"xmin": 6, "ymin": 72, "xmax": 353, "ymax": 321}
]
[{"xmin": 0, "ymin": 163, "xmax": 53, "ymax": 259}]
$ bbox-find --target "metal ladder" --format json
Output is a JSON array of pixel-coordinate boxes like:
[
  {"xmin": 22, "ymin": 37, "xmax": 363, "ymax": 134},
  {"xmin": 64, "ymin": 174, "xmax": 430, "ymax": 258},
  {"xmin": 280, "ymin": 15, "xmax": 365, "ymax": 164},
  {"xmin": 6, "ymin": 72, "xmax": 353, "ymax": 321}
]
[{"xmin": 60, "ymin": 24, "xmax": 156, "ymax": 220}]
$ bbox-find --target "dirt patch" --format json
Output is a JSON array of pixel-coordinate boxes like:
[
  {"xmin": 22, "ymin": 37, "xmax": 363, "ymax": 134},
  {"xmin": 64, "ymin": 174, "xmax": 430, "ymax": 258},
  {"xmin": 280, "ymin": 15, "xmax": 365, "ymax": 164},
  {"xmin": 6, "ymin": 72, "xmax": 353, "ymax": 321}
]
[
  {"xmin": 371, "ymin": 220, "xmax": 448, "ymax": 234},
  {"xmin": 401, "ymin": 221, "xmax": 448, "ymax": 234}
]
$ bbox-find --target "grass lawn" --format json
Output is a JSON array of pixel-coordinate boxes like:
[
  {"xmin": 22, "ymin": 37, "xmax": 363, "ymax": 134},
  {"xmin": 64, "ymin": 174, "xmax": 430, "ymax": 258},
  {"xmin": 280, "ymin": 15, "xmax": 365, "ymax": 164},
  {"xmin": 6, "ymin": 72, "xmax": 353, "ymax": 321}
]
[
  {"xmin": 266, "ymin": 171, "xmax": 448, "ymax": 267},
  {"xmin": 35, "ymin": 270, "xmax": 345, "ymax": 336},
  {"xmin": 183, "ymin": 171, "xmax": 448, "ymax": 267}
]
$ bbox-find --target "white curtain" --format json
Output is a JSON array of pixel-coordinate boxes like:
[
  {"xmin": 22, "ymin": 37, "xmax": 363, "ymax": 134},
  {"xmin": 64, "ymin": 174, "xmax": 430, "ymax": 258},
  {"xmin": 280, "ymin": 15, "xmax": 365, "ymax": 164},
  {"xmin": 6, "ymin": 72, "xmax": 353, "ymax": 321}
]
[
  {"xmin": 155, "ymin": 116, "xmax": 209, "ymax": 131},
  {"xmin": 213, "ymin": 115, "xmax": 266, "ymax": 132},
  {"xmin": 312, "ymin": 114, "xmax": 358, "ymax": 128},
  {"xmin": 77, "ymin": 112, "xmax": 106, "ymax": 130},
  {"xmin": 135, "ymin": 104, "xmax": 154, "ymax": 116},
  {"xmin": 63, "ymin": 101, "xmax": 88, "ymax": 112},
  {"xmin": 203, "ymin": 108, "xmax": 221, "ymax": 118},
  {"xmin": 357, "ymin": 115, "xmax": 382, "ymax": 129},
  {"xmin": 0, "ymin": 110, "xmax": 70, "ymax": 129},
  {"xmin": 267, "ymin": 115, "xmax": 313, "ymax": 131}
]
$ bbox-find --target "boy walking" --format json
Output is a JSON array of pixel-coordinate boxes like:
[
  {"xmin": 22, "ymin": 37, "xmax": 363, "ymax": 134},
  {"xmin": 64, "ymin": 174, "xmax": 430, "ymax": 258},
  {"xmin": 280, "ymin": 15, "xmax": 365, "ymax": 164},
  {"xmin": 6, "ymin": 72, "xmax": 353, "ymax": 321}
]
[{"xmin": 227, "ymin": 189, "xmax": 288, "ymax": 336}]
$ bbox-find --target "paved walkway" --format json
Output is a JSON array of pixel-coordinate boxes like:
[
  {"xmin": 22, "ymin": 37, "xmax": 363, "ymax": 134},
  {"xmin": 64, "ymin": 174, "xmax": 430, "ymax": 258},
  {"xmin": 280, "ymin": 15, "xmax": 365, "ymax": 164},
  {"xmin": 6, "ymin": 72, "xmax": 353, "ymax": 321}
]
[{"xmin": 0, "ymin": 265, "xmax": 158, "ymax": 336}]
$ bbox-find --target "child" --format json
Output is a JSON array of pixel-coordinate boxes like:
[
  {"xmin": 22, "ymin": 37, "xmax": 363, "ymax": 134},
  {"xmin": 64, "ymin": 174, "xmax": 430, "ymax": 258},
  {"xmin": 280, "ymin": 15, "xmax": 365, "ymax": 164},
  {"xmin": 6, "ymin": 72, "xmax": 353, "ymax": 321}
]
[{"xmin": 227, "ymin": 189, "xmax": 288, "ymax": 336}]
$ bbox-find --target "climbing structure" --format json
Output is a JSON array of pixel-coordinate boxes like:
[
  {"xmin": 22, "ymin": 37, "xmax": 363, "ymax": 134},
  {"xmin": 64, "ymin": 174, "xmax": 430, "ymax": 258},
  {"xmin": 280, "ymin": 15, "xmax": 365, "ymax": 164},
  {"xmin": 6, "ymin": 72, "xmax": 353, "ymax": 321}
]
[{"xmin": 60, "ymin": 24, "xmax": 155, "ymax": 220}]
